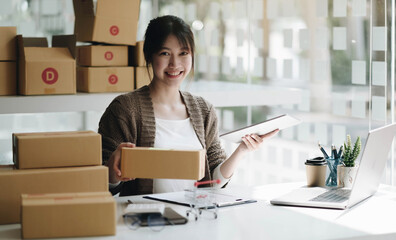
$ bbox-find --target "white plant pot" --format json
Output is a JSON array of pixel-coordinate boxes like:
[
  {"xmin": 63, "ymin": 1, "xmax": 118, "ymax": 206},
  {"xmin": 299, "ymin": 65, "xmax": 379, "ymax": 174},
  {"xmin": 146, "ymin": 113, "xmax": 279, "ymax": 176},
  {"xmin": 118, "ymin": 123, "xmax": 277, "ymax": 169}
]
[{"xmin": 337, "ymin": 165, "xmax": 359, "ymax": 188}]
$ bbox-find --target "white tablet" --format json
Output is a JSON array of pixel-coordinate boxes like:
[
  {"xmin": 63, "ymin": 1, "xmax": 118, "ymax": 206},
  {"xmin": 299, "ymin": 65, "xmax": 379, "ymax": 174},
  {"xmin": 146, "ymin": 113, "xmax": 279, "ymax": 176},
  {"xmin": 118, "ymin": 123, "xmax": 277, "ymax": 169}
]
[{"xmin": 220, "ymin": 114, "xmax": 301, "ymax": 143}]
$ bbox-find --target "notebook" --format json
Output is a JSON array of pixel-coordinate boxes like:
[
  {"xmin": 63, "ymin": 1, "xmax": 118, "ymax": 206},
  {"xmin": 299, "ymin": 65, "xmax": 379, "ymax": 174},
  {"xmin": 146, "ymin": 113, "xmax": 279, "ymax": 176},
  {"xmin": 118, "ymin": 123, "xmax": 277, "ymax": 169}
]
[
  {"xmin": 220, "ymin": 114, "xmax": 301, "ymax": 143},
  {"xmin": 270, "ymin": 123, "xmax": 396, "ymax": 209}
]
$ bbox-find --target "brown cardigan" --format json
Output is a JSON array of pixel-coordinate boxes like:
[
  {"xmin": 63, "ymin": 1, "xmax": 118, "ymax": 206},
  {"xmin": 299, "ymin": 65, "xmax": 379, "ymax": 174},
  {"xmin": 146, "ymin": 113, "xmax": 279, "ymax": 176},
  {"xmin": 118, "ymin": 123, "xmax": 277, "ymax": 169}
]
[{"xmin": 98, "ymin": 85, "xmax": 227, "ymax": 196}]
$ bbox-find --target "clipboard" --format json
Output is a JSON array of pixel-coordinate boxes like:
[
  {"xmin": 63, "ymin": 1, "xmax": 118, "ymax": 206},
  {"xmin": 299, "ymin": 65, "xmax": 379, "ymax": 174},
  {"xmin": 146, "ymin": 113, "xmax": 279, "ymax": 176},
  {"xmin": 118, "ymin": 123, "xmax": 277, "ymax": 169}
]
[
  {"xmin": 220, "ymin": 114, "xmax": 301, "ymax": 143},
  {"xmin": 143, "ymin": 190, "xmax": 257, "ymax": 209}
]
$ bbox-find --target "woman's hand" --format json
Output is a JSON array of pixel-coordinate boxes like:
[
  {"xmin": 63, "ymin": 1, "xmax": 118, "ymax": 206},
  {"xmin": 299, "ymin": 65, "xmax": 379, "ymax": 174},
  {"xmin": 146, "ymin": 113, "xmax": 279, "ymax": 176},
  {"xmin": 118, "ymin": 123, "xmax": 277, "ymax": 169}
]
[
  {"xmin": 238, "ymin": 129, "xmax": 279, "ymax": 153},
  {"xmin": 107, "ymin": 142, "xmax": 135, "ymax": 184}
]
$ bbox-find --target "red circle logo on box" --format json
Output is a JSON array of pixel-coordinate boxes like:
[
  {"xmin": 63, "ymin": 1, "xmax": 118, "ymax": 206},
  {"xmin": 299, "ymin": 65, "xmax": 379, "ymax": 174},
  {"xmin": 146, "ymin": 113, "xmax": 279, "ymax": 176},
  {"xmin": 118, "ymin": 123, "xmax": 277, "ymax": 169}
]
[
  {"xmin": 41, "ymin": 68, "xmax": 58, "ymax": 85},
  {"xmin": 108, "ymin": 74, "xmax": 118, "ymax": 85},
  {"xmin": 110, "ymin": 26, "xmax": 119, "ymax": 36},
  {"xmin": 104, "ymin": 51, "xmax": 114, "ymax": 61}
]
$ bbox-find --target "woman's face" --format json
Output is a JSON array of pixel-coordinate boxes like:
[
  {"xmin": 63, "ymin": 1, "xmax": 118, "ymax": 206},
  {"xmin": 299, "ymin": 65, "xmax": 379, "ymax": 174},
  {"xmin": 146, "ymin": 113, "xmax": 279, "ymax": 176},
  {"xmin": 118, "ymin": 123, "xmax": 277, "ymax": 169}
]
[{"xmin": 151, "ymin": 34, "xmax": 192, "ymax": 87}]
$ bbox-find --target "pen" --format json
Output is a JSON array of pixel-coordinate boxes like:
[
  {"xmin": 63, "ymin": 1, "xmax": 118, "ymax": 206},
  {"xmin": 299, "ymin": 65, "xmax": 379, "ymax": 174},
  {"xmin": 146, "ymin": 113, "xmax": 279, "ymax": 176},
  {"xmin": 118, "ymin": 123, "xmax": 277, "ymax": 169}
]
[
  {"xmin": 332, "ymin": 145, "xmax": 338, "ymax": 159},
  {"xmin": 338, "ymin": 145, "xmax": 343, "ymax": 159},
  {"xmin": 318, "ymin": 142, "xmax": 329, "ymax": 159}
]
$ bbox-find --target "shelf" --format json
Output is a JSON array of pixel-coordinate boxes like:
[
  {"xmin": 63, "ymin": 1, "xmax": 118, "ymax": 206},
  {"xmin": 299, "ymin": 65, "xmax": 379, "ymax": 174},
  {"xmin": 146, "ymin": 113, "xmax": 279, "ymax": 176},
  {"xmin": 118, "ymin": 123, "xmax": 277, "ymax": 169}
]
[
  {"xmin": 0, "ymin": 82, "xmax": 302, "ymax": 114},
  {"xmin": 0, "ymin": 93, "xmax": 120, "ymax": 114}
]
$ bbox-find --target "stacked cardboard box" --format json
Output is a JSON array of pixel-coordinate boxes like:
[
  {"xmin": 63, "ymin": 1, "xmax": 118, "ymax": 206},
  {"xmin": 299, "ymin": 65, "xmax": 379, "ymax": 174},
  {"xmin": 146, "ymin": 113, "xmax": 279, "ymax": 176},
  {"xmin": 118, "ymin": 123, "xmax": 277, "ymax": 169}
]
[
  {"xmin": 21, "ymin": 192, "xmax": 116, "ymax": 239},
  {"xmin": 0, "ymin": 27, "xmax": 17, "ymax": 96},
  {"xmin": 129, "ymin": 41, "xmax": 152, "ymax": 89},
  {"xmin": 73, "ymin": 0, "xmax": 141, "ymax": 93},
  {"xmin": 17, "ymin": 34, "xmax": 77, "ymax": 95},
  {"xmin": 1, "ymin": 131, "xmax": 115, "ymax": 239}
]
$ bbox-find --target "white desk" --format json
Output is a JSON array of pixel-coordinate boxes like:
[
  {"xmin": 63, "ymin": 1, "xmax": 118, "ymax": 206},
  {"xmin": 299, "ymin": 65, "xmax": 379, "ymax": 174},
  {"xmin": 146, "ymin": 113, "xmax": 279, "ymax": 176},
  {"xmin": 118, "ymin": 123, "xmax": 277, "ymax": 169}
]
[{"xmin": 1, "ymin": 182, "xmax": 396, "ymax": 240}]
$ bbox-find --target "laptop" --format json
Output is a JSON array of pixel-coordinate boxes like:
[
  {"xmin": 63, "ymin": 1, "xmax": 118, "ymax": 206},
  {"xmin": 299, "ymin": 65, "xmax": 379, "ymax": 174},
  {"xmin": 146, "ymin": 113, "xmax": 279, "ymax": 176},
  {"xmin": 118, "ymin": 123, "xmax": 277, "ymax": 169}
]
[{"xmin": 270, "ymin": 123, "xmax": 396, "ymax": 209}]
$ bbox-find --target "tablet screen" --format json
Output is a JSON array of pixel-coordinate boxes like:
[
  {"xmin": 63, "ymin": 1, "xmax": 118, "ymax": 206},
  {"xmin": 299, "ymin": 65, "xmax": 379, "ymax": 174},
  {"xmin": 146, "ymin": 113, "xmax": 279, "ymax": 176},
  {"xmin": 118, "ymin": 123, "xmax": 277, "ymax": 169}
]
[{"xmin": 219, "ymin": 114, "xmax": 301, "ymax": 143}]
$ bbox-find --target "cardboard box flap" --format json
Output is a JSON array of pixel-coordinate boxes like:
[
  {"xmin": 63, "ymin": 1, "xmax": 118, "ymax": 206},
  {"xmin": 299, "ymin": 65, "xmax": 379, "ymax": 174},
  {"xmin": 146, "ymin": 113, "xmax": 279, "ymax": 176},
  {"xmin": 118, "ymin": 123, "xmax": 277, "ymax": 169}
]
[
  {"xmin": 14, "ymin": 131, "xmax": 97, "ymax": 138},
  {"xmin": 23, "ymin": 47, "xmax": 74, "ymax": 62},
  {"xmin": 22, "ymin": 192, "xmax": 113, "ymax": 206},
  {"xmin": 96, "ymin": 0, "xmax": 140, "ymax": 18},
  {"xmin": 52, "ymin": 35, "xmax": 77, "ymax": 59},
  {"xmin": 22, "ymin": 192, "xmax": 111, "ymax": 200},
  {"xmin": 17, "ymin": 35, "xmax": 48, "ymax": 48},
  {"xmin": 17, "ymin": 35, "xmax": 48, "ymax": 59},
  {"xmin": 73, "ymin": 0, "xmax": 95, "ymax": 17}
]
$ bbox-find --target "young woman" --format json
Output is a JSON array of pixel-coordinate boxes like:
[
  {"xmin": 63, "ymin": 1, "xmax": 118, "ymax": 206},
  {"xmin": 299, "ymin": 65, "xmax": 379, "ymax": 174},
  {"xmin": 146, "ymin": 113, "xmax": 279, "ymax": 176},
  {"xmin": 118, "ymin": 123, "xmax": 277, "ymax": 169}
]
[{"xmin": 98, "ymin": 15, "xmax": 278, "ymax": 196}]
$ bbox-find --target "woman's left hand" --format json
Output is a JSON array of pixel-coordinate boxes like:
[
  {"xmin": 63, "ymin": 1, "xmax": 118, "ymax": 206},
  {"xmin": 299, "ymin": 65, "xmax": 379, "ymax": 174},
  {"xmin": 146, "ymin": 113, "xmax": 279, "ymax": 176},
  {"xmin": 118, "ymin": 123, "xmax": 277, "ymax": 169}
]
[{"xmin": 239, "ymin": 129, "xmax": 279, "ymax": 152}]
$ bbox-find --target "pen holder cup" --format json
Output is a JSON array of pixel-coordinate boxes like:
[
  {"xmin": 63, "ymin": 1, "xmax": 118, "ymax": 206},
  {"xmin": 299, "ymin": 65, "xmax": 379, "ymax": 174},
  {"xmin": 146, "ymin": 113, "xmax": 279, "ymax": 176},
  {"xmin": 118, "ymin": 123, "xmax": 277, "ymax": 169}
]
[
  {"xmin": 326, "ymin": 158, "xmax": 342, "ymax": 187},
  {"xmin": 305, "ymin": 157, "xmax": 327, "ymax": 187}
]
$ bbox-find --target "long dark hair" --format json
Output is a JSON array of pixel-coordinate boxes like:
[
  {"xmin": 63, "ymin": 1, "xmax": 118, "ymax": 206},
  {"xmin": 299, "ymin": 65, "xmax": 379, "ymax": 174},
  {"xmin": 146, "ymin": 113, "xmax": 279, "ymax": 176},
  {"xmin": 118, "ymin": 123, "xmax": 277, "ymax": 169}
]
[{"xmin": 143, "ymin": 15, "xmax": 195, "ymax": 69}]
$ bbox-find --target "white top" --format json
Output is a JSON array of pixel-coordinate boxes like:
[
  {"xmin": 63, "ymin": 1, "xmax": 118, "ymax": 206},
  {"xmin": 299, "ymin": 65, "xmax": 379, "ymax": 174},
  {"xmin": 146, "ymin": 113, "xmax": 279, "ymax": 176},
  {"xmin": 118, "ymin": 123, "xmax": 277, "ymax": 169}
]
[{"xmin": 153, "ymin": 118, "xmax": 228, "ymax": 193}]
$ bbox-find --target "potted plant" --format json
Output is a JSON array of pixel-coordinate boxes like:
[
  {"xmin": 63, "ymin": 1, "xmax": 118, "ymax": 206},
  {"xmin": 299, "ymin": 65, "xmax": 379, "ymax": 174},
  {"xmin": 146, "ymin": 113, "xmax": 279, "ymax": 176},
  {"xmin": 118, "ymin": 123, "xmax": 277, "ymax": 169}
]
[{"xmin": 337, "ymin": 135, "xmax": 361, "ymax": 188}]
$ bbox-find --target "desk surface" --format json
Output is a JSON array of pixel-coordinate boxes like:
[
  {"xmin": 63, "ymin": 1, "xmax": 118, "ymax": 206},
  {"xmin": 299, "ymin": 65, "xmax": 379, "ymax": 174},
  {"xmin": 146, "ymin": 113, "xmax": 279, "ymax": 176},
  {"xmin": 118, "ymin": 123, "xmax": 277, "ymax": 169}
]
[{"xmin": 1, "ymin": 182, "xmax": 396, "ymax": 240}]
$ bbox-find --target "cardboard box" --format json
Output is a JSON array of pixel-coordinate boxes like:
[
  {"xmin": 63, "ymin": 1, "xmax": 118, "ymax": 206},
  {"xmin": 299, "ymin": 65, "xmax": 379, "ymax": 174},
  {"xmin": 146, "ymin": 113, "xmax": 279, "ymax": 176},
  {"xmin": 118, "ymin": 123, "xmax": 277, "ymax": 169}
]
[
  {"xmin": 0, "ymin": 165, "xmax": 108, "ymax": 225},
  {"xmin": 77, "ymin": 66, "xmax": 134, "ymax": 93},
  {"xmin": 77, "ymin": 45, "xmax": 128, "ymax": 66},
  {"xmin": 22, "ymin": 192, "xmax": 116, "ymax": 239},
  {"xmin": 121, "ymin": 147, "xmax": 206, "ymax": 180},
  {"xmin": 129, "ymin": 41, "xmax": 145, "ymax": 66},
  {"xmin": 17, "ymin": 34, "xmax": 76, "ymax": 95},
  {"xmin": 0, "ymin": 27, "xmax": 17, "ymax": 61},
  {"xmin": 0, "ymin": 61, "xmax": 16, "ymax": 95},
  {"xmin": 13, "ymin": 131, "xmax": 101, "ymax": 169},
  {"xmin": 73, "ymin": 0, "xmax": 140, "ymax": 45},
  {"xmin": 135, "ymin": 66, "xmax": 152, "ymax": 89}
]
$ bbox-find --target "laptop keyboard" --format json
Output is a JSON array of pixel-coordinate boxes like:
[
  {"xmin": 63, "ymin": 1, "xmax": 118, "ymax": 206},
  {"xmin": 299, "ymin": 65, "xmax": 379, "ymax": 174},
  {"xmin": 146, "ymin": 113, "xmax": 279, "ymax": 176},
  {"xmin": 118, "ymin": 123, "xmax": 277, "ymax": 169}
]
[{"xmin": 310, "ymin": 189, "xmax": 351, "ymax": 203}]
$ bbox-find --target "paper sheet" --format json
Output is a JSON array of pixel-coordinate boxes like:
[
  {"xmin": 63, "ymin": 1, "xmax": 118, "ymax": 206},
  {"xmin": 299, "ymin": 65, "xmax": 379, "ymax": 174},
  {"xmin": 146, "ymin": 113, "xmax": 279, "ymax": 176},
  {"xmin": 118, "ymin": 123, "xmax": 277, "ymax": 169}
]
[
  {"xmin": 222, "ymin": 110, "xmax": 234, "ymax": 131},
  {"xmin": 333, "ymin": 0, "xmax": 347, "ymax": 17},
  {"xmin": 222, "ymin": 56, "xmax": 231, "ymax": 75},
  {"xmin": 283, "ymin": 59, "xmax": 293, "ymax": 79},
  {"xmin": 352, "ymin": 0, "xmax": 367, "ymax": 17},
  {"xmin": 316, "ymin": 28, "xmax": 328, "ymax": 49},
  {"xmin": 352, "ymin": 60, "xmax": 366, "ymax": 85},
  {"xmin": 210, "ymin": 56, "xmax": 220, "ymax": 74},
  {"xmin": 332, "ymin": 93, "xmax": 347, "ymax": 116},
  {"xmin": 316, "ymin": 0, "xmax": 328, "ymax": 17},
  {"xmin": 333, "ymin": 27, "xmax": 347, "ymax": 50},
  {"xmin": 299, "ymin": 58, "xmax": 310, "ymax": 82},
  {"xmin": 315, "ymin": 60, "xmax": 328, "ymax": 82},
  {"xmin": 315, "ymin": 123, "xmax": 328, "ymax": 145},
  {"xmin": 332, "ymin": 125, "xmax": 346, "ymax": 147},
  {"xmin": 253, "ymin": 57, "xmax": 264, "ymax": 77},
  {"xmin": 266, "ymin": 58, "xmax": 277, "ymax": 79},
  {"xmin": 351, "ymin": 98, "xmax": 366, "ymax": 118},
  {"xmin": 372, "ymin": 96, "xmax": 386, "ymax": 121},
  {"xmin": 299, "ymin": 29, "xmax": 310, "ymax": 50},
  {"xmin": 373, "ymin": 27, "xmax": 386, "ymax": 51},
  {"xmin": 283, "ymin": 29, "xmax": 293, "ymax": 48},
  {"xmin": 266, "ymin": 0, "xmax": 278, "ymax": 19},
  {"xmin": 372, "ymin": 61, "xmax": 386, "ymax": 86}
]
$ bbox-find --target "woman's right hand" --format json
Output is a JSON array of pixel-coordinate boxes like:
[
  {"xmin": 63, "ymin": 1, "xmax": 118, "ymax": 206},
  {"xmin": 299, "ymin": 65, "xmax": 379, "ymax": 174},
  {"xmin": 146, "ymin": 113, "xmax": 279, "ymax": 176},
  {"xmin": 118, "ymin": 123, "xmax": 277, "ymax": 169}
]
[{"xmin": 107, "ymin": 142, "xmax": 135, "ymax": 184}]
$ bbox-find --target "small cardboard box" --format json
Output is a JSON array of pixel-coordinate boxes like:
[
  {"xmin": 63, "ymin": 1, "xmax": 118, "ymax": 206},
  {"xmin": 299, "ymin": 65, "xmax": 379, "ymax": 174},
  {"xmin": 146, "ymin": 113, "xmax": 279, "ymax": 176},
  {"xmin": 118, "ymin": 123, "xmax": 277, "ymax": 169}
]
[
  {"xmin": 17, "ymin": 34, "xmax": 76, "ymax": 95},
  {"xmin": 0, "ymin": 165, "xmax": 108, "ymax": 225},
  {"xmin": 0, "ymin": 61, "xmax": 16, "ymax": 95},
  {"xmin": 21, "ymin": 192, "xmax": 116, "ymax": 239},
  {"xmin": 77, "ymin": 45, "xmax": 128, "ymax": 66},
  {"xmin": 77, "ymin": 66, "xmax": 134, "ymax": 93},
  {"xmin": 135, "ymin": 66, "xmax": 152, "ymax": 89},
  {"xmin": 121, "ymin": 147, "xmax": 206, "ymax": 180},
  {"xmin": 129, "ymin": 41, "xmax": 145, "ymax": 66},
  {"xmin": 13, "ymin": 131, "xmax": 101, "ymax": 169},
  {"xmin": 73, "ymin": 0, "xmax": 140, "ymax": 45},
  {"xmin": 0, "ymin": 27, "xmax": 17, "ymax": 61}
]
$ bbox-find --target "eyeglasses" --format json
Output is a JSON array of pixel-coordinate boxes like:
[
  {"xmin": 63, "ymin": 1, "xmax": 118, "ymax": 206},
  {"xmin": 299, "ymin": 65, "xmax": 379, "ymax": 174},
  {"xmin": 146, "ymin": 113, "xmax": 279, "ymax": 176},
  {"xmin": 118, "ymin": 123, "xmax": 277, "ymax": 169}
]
[{"xmin": 123, "ymin": 213, "xmax": 173, "ymax": 232}]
